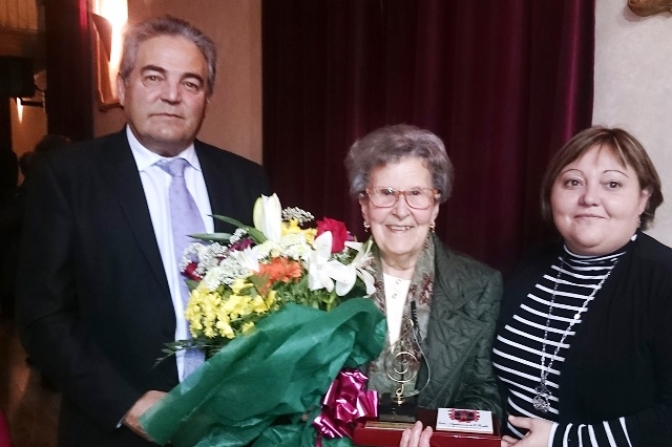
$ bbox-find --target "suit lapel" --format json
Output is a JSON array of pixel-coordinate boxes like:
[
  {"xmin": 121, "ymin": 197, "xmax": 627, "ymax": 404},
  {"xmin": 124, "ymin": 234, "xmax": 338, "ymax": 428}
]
[{"xmin": 100, "ymin": 131, "xmax": 171, "ymax": 298}]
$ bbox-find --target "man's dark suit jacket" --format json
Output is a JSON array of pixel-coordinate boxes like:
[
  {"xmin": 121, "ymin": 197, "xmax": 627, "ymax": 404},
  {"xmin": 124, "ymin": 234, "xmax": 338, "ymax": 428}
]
[{"xmin": 16, "ymin": 130, "xmax": 270, "ymax": 446}]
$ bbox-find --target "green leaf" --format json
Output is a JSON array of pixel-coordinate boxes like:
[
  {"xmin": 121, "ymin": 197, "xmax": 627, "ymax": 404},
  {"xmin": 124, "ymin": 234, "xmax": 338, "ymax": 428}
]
[
  {"xmin": 249, "ymin": 274, "xmax": 271, "ymax": 295},
  {"xmin": 189, "ymin": 232, "xmax": 232, "ymax": 242},
  {"xmin": 211, "ymin": 214, "xmax": 268, "ymax": 244},
  {"xmin": 186, "ymin": 279, "xmax": 199, "ymax": 292}
]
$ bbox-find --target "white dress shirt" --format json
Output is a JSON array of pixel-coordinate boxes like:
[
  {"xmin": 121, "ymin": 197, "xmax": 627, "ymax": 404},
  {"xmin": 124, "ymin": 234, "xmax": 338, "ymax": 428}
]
[{"xmin": 126, "ymin": 126, "xmax": 214, "ymax": 381}]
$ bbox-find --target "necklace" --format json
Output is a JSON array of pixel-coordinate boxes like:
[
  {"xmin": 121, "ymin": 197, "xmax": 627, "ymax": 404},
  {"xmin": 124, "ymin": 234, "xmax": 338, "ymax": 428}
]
[{"xmin": 533, "ymin": 256, "xmax": 617, "ymax": 413}]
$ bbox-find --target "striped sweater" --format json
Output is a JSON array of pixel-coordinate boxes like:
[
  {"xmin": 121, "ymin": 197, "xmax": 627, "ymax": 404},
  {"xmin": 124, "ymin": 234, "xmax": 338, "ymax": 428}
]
[{"xmin": 493, "ymin": 244, "xmax": 632, "ymax": 446}]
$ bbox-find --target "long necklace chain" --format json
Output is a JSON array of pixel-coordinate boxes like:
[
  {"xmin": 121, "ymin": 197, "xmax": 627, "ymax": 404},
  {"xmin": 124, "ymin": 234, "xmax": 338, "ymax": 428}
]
[{"xmin": 533, "ymin": 256, "xmax": 617, "ymax": 413}]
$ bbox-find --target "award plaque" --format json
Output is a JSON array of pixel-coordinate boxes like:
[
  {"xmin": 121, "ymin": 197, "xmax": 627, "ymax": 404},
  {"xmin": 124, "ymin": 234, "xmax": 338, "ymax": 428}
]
[{"xmin": 352, "ymin": 407, "xmax": 500, "ymax": 447}]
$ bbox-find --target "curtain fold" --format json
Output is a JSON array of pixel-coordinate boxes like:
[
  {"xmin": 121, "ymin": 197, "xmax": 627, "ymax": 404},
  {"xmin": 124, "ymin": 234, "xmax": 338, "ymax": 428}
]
[
  {"xmin": 44, "ymin": 0, "xmax": 93, "ymax": 141},
  {"xmin": 263, "ymin": 0, "xmax": 594, "ymax": 272}
]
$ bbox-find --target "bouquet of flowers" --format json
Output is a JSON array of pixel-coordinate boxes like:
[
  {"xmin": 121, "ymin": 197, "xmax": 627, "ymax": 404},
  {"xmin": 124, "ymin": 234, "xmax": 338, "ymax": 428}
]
[{"xmin": 140, "ymin": 194, "xmax": 386, "ymax": 447}]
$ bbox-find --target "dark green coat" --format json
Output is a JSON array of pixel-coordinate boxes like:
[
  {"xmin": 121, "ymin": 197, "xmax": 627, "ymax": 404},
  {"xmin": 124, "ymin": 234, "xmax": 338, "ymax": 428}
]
[{"xmin": 417, "ymin": 235, "xmax": 502, "ymax": 418}]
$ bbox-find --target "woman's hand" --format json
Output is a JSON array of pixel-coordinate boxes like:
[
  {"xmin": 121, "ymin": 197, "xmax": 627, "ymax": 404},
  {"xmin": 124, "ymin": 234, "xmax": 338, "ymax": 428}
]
[
  {"xmin": 399, "ymin": 421, "xmax": 433, "ymax": 447},
  {"xmin": 504, "ymin": 416, "xmax": 553, "ymax": 447}
]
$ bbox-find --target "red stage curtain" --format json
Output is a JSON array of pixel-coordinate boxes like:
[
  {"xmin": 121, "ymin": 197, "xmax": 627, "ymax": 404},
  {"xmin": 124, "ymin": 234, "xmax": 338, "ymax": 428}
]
[
  {"xmin": 262, "ymin": 0, "xmax": 594, "ymax": 272},
  {"xmin": 0, "ymin": 410, "xmax": 11, "ymax": 447},
  {"xmin": 44, "ymin": 0, "xmax": 93, "ymax": 141}
]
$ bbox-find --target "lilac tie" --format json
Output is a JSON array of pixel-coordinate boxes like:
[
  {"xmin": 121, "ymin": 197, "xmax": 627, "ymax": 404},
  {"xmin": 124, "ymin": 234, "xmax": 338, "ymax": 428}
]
[{"xmin": 158, "ymin": 158, "xmax": 205, "ymax": 378}]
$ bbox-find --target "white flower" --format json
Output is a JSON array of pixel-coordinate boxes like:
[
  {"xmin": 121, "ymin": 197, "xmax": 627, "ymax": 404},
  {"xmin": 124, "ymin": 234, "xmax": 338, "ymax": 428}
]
[
  {"xmin": 229, "ymin": 228, "xmax": 249, "ymax": 244},
  {"xmin": 253, "ymin": 193, "xmax": 282, "ymax": 243},
  {"xmin": 179, "ymin": 242, "xmax": 207, "ymax": 271},
  {"xmin": 229, "ymin": 247, "xmax": 260, "ymax": 274},
  {"xmin": 306, "ymin": 232, "xmax": 353, "ymax": 295},
  {"xmin": 180, "ymin": 242, "xmax": 229, "ymax": 277},
  {"xmin": 202, "ymin": 265, "xmax": 232, "ymax": 290},
  {"xmin": 210, "ymin": 254, "xmax": 254, "ymax": 288},
  {"xmin": 254, "ymin": 240, "xmax": 280, "ymax": 260},
  {"xmin": 281, "ymin": 207, "xmax": 314, "ymax": 224},
  {"xmin": 336, "ymin": 240, "xmax": 376, "ymax": 296},
  {"xmin": 278, "ymin": 233, "xmax": 312, "ymax": 261}
]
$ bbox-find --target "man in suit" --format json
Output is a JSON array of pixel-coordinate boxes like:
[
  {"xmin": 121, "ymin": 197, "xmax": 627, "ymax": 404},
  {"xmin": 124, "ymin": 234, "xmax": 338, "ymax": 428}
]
[{"xmin": 16, "ymin": 16, "xmax": 269, "ymax": 446}]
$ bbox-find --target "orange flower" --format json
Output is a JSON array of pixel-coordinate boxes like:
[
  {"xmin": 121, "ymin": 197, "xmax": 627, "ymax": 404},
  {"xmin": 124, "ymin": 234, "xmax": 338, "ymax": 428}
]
[{"xmin": 256, "ymin": 257, "xmax": 303, "ymax": 293}]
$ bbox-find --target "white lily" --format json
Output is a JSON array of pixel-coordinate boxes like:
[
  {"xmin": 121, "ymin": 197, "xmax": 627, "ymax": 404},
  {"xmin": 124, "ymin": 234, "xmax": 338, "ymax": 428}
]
[
  {"xmin": 306, "ymin": 233, "xmax": 375, "ymax": 296},
  {"xmin": 252, "ymin": 194, "xmax": 283, "ymax": 243},
  {"xmin": 335, "ymin": 240, "xmax": 376, "ymax": 296},
  {"xmin": 306, "ymin": 232, "xmax": 353, "ymax": 293}
]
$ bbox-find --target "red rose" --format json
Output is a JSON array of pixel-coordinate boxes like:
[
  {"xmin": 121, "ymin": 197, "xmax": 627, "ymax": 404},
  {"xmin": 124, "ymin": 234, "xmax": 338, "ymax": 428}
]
[{"xmin": 316, "ymin": 217, "xmax": 349, "ymax": 253}]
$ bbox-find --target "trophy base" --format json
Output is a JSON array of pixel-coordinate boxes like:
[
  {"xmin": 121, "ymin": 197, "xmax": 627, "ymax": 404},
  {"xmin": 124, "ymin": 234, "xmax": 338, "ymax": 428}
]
[
  {"xmin": 377, "ymin": 393, "xmax": 418, "ymax": 423},
  {"xmin": 353, "ymin": 407, "xmax": 501, "ymax": 447}
]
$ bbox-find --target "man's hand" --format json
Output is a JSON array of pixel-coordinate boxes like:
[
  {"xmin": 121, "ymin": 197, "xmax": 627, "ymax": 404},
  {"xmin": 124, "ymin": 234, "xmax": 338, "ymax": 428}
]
[
  {"xmin": 122, "ymin": 390, "xmax": 167, "ymax": 441},
  {"xmin": 400, "ymin": 421, "xmax": 433, "ymax": 447}
]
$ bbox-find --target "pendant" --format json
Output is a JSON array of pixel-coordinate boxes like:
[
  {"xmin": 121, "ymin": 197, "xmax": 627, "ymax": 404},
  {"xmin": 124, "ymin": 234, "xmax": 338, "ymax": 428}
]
[{"xmin": 533, "ymin": 384, "xmax": 552, "ymax": 413}]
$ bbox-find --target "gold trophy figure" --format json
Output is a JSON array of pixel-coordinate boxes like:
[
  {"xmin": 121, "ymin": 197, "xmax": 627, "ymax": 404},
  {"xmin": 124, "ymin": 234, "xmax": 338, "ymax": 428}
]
[{"xmin": 378, "ymin": 317, "xmax": 421, "ymax": 422}]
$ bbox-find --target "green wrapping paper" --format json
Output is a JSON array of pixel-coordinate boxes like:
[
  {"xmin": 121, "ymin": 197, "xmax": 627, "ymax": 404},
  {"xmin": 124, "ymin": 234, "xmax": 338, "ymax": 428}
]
[{"xmin": 140, "ymin": 298, "xmax": 386, "ymax": 447}]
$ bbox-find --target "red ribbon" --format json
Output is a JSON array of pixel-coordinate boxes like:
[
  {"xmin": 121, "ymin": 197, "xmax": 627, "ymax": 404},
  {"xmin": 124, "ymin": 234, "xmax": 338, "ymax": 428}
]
[{"xmin": 313, "ymin": 368, "xmax": 378, "ymax": 446}]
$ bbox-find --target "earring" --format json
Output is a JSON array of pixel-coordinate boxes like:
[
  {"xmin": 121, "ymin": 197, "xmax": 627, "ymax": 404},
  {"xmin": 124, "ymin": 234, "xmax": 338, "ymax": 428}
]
[
  {"xmin": 363, "ymin": 221, "xmax": 370, "ymax": 232},
  {"xmin": 430, "ymin": 222, "xmax": 436, "ymax": 233}
]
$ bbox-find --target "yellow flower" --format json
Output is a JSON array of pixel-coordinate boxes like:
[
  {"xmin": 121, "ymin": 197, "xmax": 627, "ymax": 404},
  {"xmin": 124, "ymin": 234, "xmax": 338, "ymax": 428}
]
[
  {"xmin": 265, "ymin": 290, "xmax": 277, "ymax": 308},
  {"xmin": 303, "ymin": 228, "xmax": 317, "ymax": 245},
  {"xmin": 189, "ymin": 322, "xmax": 202, "ymax": 338},
  {"xmin": 216, "ymin": 320, "xmax": 235, "ymax": 339},
  {"xmin": 241, "ymin": 322, "xmax": 255, "ymax": 334},
  {"xmin": 204, "ymin": 326, "xmax": 217, "ymax": 338},
  {"xmin": 250, "ymin": 296, "xmax": 267, "ymax": 314},
  {"xmin": 215, "ymin": 308, "xmax": 231, "ymax": 325},
  {"xmin": 236, "ymin": 296, "xmax": 255, "ymax": 316},
  {"xmin": 222, "ymin": 294, "xmax": 243, "ymax": 319},
  {"xmin": 281, "ymin": 220, "xmax": 317, "ymax": 245},
  {"xmin": 281, "ymin": 219, "xmax": 302, "ymax": 235},
  {"xmin": 231, "ymin": 278, "xmax": 250, "ymax": 295},
  {"xmin": 185, "ymin": 289, "xmax": 210, "ymax": 336},
  {"xmin": 196, "ymin": 281, "xmax": 210, "ymax": 292}
]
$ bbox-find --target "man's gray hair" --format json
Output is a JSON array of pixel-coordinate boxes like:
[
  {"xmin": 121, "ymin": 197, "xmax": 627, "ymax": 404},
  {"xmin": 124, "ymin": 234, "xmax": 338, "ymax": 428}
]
[{"xmin": 119, "ymin": 15, "xmax": 217, "ymax": 97}]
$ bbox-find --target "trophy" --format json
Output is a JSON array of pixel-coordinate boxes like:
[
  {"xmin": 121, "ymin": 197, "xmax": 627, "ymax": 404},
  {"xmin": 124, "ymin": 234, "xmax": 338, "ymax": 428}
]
[{"xmin": 377, "ymin": 316, "xmax": 422, "ymax": 423}]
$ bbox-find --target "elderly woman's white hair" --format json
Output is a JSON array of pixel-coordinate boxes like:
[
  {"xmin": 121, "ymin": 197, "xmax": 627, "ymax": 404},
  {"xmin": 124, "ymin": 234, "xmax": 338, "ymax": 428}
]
[{"xmin": 344, "ymin": 124, "xmax": 454, "ymax": 204}]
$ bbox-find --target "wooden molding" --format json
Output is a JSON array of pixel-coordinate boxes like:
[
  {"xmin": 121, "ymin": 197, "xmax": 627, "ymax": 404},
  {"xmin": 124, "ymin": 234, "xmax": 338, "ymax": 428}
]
[{"xmin": 628, "ymin": 0, "xmax": 672, "ymax": 16}]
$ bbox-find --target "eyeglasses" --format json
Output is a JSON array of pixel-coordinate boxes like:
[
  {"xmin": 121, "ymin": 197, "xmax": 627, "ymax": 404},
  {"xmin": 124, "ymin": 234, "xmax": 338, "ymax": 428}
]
[{"xmin": 365, "ymin": 187, "xmax": 439, "ymax": 210}]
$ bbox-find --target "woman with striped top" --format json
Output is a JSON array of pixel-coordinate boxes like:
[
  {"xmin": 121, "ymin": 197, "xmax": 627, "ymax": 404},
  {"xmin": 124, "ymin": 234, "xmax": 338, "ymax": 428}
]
[{"xmin": 493, "ymin": 126, "xmax": 672, "ymax": 447}]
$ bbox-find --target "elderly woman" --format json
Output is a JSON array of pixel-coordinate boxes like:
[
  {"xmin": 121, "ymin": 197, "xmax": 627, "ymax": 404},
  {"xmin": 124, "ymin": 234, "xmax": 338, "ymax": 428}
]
[
  {"xmin": 492, "ymin": 126, "xmax": 672, "ymax": 446},
  {"xmin": 345, "ymin": 124, "xmax": 502, "ymax": 433}
]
